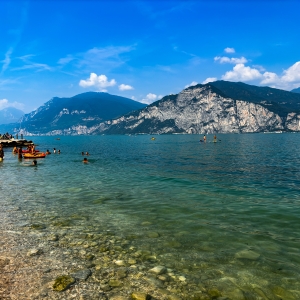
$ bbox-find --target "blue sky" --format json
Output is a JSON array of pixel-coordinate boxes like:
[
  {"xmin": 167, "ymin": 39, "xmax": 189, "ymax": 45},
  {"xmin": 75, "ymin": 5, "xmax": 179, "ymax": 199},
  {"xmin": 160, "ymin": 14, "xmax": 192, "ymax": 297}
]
[{"xmin": 1, "ymin": 0, "xmax": 300, "ymax": 113}]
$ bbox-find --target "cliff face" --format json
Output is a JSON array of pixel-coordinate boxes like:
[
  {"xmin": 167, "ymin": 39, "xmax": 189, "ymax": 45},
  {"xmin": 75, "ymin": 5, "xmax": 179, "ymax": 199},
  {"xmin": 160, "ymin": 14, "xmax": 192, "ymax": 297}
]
[{"xmin": 92, "ymin": 85, "xmax": 296, "ymax": 134}]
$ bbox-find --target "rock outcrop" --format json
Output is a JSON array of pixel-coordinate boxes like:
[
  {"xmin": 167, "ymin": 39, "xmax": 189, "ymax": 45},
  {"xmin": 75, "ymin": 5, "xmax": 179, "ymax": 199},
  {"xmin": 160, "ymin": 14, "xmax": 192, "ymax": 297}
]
[{"xmin": 91, "ymin": 84, "xmax": 298, "ymax": 134}]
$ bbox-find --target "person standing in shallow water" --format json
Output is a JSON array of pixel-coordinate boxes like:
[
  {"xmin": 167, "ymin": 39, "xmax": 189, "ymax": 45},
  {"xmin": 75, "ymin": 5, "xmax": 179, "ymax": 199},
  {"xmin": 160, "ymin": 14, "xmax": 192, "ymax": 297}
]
[
  {"xmin": 0, "ymin": 144, "xmax": 4, "ymax": 161},
  {"xmin": 214, "ymin": 135, "xmax": 217, "ymax": 142},
  {"xmin": 203, "ymin": 135, "xmax": 206, "ymax": 143}
]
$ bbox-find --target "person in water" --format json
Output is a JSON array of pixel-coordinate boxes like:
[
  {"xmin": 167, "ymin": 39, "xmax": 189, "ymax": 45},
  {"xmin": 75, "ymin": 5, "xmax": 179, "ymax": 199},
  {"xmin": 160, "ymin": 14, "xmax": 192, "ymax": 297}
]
[
  {"xmin": 83, "ymin": 157, "xmax": 88, "ymax": 163},
  {"xmin": 58, "ymin": 149, "xmax": 61, "ymax": 154},
  {"xmin": 46, "ymin": 149, "xmax": 51, "ymax": 155},
  {"xmin": 213, "ymin": 135, "xmax": 217, "ymax": 142},
  {"xmin": 18, "ymin": 147, "xmax": 23, "ymax": 159},
  {"xmin": 203, "ymin": 135, "xmax": 206, "ymax": 142},
  {"xmin": 53, "ymin": 148, "xmax": 56, "ymax": 153},
  {"xmin": 0, "ymin": 144, "xmax": 4, "ymax": 161},
  {"xmin": 86, "ymin": 152, "xmax": 89, "ymax": 155},
  {"xmin": 32, "ymin": 160, "xmax": 37, "ymax": 166}
]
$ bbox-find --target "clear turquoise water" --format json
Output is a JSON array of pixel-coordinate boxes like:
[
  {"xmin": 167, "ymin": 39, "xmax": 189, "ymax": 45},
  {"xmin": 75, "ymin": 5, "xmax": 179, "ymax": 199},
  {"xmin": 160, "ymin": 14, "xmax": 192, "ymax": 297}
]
[{"xmin": 1, "ymin": 133, "xmax": 300, "ymax": 296}]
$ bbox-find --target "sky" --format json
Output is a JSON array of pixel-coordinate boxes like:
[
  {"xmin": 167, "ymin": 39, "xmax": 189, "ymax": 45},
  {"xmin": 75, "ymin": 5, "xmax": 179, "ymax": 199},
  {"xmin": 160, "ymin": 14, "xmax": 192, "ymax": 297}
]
[{"xmin": 1, "ymin": 0, "xmax": 300, "ymax": 113}]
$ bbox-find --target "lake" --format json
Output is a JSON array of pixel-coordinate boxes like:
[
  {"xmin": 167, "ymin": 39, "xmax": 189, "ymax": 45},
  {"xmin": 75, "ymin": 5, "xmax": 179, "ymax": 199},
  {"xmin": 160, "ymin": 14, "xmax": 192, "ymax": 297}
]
[{"xmin": 1, "ymin": 133, "xmax": 300, "ymax": 299}]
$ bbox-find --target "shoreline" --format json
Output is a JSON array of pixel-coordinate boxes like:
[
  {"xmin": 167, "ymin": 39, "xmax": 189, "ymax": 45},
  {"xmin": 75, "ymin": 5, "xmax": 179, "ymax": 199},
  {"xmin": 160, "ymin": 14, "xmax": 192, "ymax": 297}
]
[{"xmin": 0, "ymin": 139, "xmax": 34, "ymax": 148}]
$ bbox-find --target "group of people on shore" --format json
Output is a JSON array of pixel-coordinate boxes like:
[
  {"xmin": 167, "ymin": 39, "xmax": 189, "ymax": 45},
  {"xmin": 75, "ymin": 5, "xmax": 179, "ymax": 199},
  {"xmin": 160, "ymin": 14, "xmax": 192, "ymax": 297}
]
[
  {"xmin": 0, "ymin": 132, "xmax": 13, "ymax": 140},
  {"xmin": 0, "ymin": 132, "xmax": 23, "ymax": 140}
]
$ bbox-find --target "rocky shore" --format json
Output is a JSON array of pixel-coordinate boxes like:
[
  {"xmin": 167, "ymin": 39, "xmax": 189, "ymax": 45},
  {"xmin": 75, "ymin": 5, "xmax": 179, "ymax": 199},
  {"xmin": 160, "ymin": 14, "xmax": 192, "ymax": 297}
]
[
  {"xmin": 0, "ymin": 139, "xmax": 34, "ymax": 148},
  {"xmin": 0, "ymin": 200, "xmax": 212, "ymax": 300}
]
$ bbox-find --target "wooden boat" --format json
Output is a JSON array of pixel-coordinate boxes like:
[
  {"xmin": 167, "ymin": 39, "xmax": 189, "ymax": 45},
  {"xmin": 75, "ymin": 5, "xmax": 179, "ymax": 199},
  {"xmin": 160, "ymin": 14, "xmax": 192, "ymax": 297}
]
[{"xmin": 23, "ymin": 152, "xmax": 46, "ymax": 158}]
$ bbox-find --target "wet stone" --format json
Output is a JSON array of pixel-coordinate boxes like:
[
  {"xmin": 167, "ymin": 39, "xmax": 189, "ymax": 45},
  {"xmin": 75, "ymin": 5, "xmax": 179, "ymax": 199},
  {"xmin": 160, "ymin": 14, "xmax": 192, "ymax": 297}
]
[
  {"xmin": 147, "ymin": 232, "xmax": 160, "ymax": 238},
  {"xmin": 108, "ymin": 279, "xmax": 123, "ymax": 288},
  {"xmin": 131, "ymin": 292, "xmax": 152, "ymax": 300},
  {"xmin": 52, "ymin": 275, "xmax": 76, "ymax": 292},
  {"xmin": 27, "ymin": 248, "xmax": 43, "ymax": 256},
  {"xmin": 72, "ymin": 269, "xmax": 92, "ymax": 281},
  {"xmin": 149, "ymin": 266, "xmax": 167, "ymax": 275},
  {"xmin": 235, "ymin": 249, "xmax": 260, "ymax": 260}
]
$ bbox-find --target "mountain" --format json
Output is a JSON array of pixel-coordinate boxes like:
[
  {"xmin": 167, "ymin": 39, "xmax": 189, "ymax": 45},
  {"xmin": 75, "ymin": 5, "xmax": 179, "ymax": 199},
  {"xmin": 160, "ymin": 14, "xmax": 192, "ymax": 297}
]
[
  {"xmin": 15, "ymin": 92, "xmax": 146, "ymax": 135},
  {"xmin": 0, "ymin": 107, "xmax": 24, "ymax": 125},
  {"xmin": 90, "ymin": 81, "xmax": 300, "ymax": 134},
  {"xmin": 291, "ymin": 87, "xmax": 300, "ymax": 94},
  {"xmin": 210, "ymin": 81, "xmax": 300, "ymax": 117}
]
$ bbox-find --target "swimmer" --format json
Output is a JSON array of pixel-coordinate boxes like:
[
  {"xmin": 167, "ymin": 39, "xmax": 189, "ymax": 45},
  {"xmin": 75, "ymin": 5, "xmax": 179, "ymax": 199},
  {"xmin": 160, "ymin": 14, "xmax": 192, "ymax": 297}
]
[
  {"xmin": 46, "ymin": 149, "xmax": 51, "ymax": 155},
  {"xmin": 32, "ymin": 160, "xmax": 37, "ymax": 166},
  {"xmin": 83, "ymin": 157, "xmax": 88, "ymax": 163},
  {"xmin": 85, "ymin": 152, "xmax": 89, "ymax": 155}
]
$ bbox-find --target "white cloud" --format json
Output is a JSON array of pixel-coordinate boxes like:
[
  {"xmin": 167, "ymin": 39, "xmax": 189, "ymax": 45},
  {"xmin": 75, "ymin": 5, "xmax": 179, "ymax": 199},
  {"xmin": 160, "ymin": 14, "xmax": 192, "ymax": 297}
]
[
  {"xmin": 202, "ymin": 77, "xmax": 217, "ymax": 84},
  {"xmin": 0, "ymin": 98, "xmax": 24, "ymax": 110},
  {"xmin": 140, "ymin": 93, "xmax": 161, "ymax": 104},
  {"xmin": 214, "ymin": 56, "xmax": 248, "ymax": 64},
  {"xmin": 185, "ymin": 81, "xmax": 198, "ymax": 88},
  {"xmin": 119, "ymin": 84, "xmax": 134, "ymax": 91},
  {"xmin": 79, "ymin": 73, "xmax": 116, "ymax": 91},
  {"xmin": 224, "ymin": 47, "xmax": 235, "ymax": 54},
  {"xmin": 260, "ymin": 72, "xmax": 279, "ymax": 85},
  {"xmin": 1, "ymin": 47, "xmax": 13, "ymax": 74},
  {"xmin": 282, "ymin": 61, "xmax": 300, "ymax": 83},
  {"xmin": 222, "ymin": 64, "xmax": 262, "ymax": 81}
]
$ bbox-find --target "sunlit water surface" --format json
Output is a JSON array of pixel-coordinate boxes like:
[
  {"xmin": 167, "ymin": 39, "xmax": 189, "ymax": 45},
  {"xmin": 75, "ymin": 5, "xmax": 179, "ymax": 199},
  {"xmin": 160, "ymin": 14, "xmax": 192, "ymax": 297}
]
[{"xmin": 1, "ymin": 134, "xmax": 300, "ymax": 297}]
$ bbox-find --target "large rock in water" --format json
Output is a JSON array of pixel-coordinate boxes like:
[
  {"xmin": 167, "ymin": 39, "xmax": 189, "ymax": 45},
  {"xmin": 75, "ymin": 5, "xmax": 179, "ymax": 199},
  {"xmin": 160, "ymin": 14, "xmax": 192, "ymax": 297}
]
[{"xmin": 92, "ymin": 83, "xmax": 300, "ymax": 134}]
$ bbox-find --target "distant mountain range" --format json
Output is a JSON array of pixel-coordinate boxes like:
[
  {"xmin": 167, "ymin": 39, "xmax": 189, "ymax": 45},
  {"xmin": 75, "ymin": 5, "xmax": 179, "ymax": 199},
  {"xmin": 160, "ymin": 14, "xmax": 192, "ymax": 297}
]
[
  {"xmin": 0, "ymin": 92, "xmax": 146, "ymax": 135},
  {"xmin": 0, "ymin": 107, "xmax": 24, "ymax": 125},
  {"xmin": 291, "ymin": 87, "xmax": 300, "ymax": 93},
  {"xmin": 1, "ymin": 81, "xmax": 300, "ymax": 135}
]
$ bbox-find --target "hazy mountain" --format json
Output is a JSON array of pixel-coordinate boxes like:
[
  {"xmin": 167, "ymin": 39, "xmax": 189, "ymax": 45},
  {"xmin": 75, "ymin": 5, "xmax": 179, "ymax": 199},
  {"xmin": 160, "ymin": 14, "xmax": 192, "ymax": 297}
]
[
  {"xmin": 90, "ymin": 81, "xmax": 300, "ymax": 134},
  {"xmin": 291, "ymin": 87, "xmax": 300, "ymax": 94},
  {"xmin": 0, "ymin": 107, "xmax": 24, "ymax": 125},
  {"xmin": 16, "ymin": 92, "xmax": 146, "ymax": 135}
]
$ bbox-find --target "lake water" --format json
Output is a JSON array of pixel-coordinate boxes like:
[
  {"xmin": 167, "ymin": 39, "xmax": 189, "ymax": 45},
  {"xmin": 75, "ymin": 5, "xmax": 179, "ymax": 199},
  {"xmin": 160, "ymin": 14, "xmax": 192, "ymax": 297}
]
[{"xmin": 1, "ymin": 133, "xmax": 300, "ymax": 299}]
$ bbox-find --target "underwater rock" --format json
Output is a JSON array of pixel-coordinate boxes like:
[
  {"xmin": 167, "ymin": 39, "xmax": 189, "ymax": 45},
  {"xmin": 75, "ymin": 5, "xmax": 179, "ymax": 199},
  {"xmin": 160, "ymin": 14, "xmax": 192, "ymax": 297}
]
[
  {"xmin": 128, "ymin": 258, "xmax": 137, "ymax": 265},
  {"xmin": 235, "ymin": 249, "xmax": 260, "ymax": 260},
  {"xmin": 131, "ymin": 292, "xmax": 152, "ymax": 300},
  {"xmin": 147, "ymin": 232, "xmax": 160, "ymax": 238},
  {"xmin": 72, "ymin": 269, "xmax": 91, "ymax": 281},
  {"xmin": 115, "ymin": 260, "xmax": 126, "ymax": 266},
  {"xmin": 149, "ymin": 266, "xmax": 166, "ymax": 275},
  {"xmin": 27, "ymin": 248, "xmax": 42, "ymax": 256},
  {"xmin": 30, "ymin": 223, "xmax": 46, "ymax": 230},
  {"xmin": 108, "ymin": 279, "xmax": 123, "ymax": 288},
  {"xmin": 52, "ymin": 275, "xmax": 75, "ymax": 292},
  {"xmin": 47, "ymin": 234, "xmax": 59, "ymax": 241}
]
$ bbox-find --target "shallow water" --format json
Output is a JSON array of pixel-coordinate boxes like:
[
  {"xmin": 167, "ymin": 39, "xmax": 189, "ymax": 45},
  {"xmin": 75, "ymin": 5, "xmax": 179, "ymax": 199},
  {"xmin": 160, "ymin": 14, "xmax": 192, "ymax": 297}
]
[{"xmin": 1, "ymin": 133, "xmax": 300, "ymax": 298}]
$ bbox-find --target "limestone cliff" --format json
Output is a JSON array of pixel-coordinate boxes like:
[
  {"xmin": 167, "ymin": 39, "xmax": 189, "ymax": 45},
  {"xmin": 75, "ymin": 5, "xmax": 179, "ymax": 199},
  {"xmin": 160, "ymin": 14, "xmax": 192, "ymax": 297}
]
[{"xmin": 91, "ymin": 84, "xmax": 298, "ymax": 134}]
